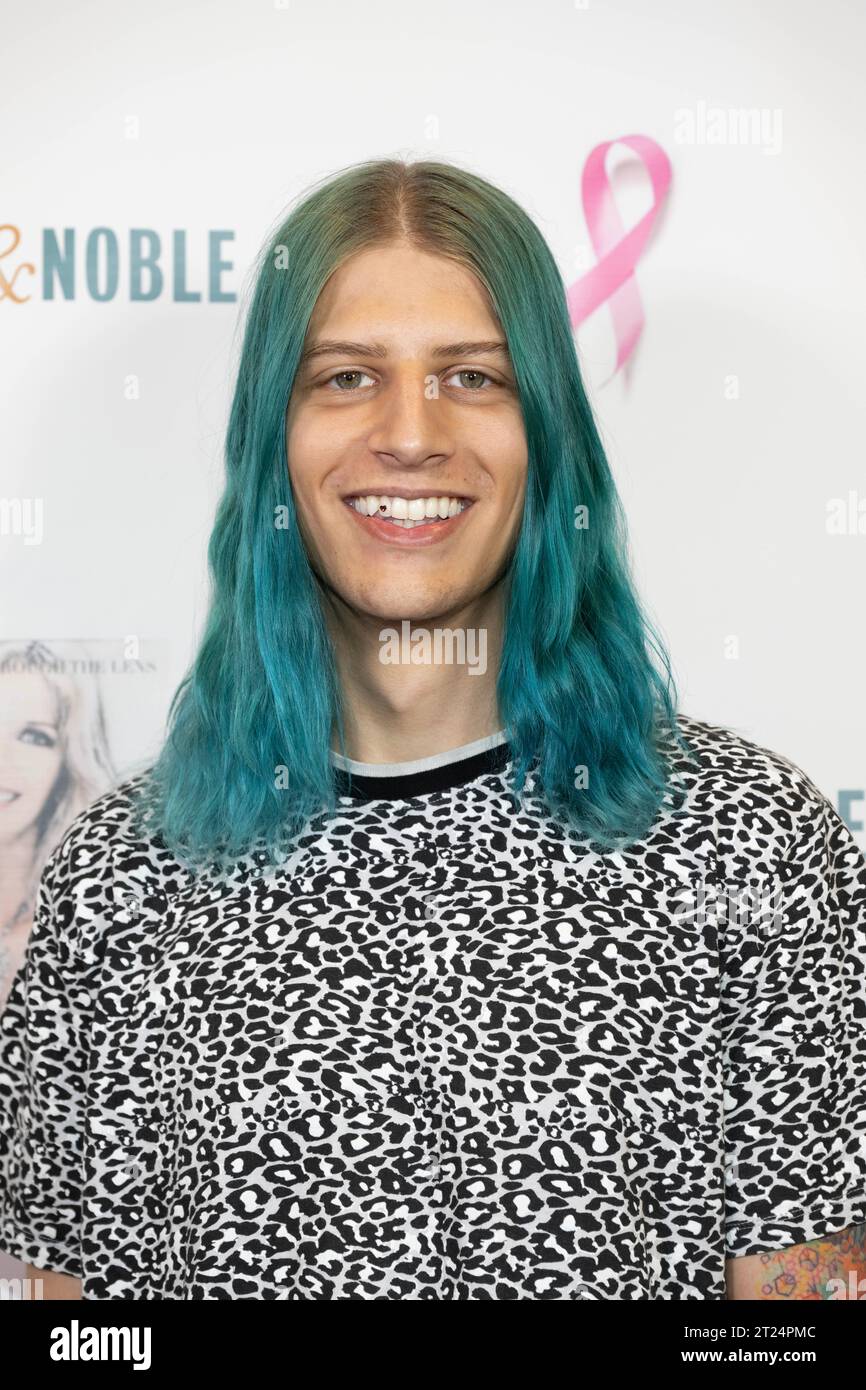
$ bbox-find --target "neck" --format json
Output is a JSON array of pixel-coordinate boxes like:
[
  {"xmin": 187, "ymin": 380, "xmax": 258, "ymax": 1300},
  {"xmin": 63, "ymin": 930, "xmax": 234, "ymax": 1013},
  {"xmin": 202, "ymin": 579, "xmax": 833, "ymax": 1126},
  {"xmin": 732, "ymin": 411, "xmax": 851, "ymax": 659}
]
[{"xmin": 323, "ymin": 583, "xmax": 506, "ymax": 764}]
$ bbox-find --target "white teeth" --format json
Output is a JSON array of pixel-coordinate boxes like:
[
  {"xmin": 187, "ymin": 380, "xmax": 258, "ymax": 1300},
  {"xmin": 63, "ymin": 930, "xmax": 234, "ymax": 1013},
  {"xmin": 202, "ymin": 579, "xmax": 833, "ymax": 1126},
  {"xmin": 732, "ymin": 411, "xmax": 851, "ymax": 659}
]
[{"xmin": 347, "ymin": 494, "xmax": 469, "ymax": 526}]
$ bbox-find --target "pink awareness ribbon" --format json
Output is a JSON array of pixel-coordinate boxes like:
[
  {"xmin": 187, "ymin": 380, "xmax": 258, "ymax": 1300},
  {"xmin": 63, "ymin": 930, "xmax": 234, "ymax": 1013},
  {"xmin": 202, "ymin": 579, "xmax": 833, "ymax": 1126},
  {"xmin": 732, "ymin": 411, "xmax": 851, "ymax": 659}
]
[{"xmin": 566, "ymin": 134, "xmax": 672, "ymax": 381}]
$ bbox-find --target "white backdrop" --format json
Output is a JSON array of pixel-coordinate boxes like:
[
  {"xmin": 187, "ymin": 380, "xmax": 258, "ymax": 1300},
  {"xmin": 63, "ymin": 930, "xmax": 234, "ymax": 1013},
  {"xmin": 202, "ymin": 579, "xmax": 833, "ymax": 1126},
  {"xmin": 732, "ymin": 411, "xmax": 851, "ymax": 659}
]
[{"xmin": 1, "ymin": 0, "xmax": 864, "ymax": 1281}]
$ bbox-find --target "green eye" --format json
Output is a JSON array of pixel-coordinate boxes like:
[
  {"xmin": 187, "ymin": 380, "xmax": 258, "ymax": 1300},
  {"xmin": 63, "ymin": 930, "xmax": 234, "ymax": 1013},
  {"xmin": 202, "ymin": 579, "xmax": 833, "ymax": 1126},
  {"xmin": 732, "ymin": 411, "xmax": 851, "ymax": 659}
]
[{"xmin": 447, "ymin": 369, "xmax": 494, "ymax": 390}]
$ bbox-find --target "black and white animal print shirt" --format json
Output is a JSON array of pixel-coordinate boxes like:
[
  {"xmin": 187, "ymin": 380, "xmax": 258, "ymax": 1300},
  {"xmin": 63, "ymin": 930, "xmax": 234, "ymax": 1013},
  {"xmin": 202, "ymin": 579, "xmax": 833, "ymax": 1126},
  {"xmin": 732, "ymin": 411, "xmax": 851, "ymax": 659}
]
[{"xmin": 1, "ymin": 714, "xmax": 865, "ymax": 1300}]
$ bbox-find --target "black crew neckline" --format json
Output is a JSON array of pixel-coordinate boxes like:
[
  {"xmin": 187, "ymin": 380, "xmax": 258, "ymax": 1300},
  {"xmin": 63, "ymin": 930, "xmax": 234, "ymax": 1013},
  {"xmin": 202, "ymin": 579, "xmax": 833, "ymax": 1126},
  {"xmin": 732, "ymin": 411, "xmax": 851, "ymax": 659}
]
[{"xmin": 332, "ymin": 738, "xmax": 512, "ymax": 801}]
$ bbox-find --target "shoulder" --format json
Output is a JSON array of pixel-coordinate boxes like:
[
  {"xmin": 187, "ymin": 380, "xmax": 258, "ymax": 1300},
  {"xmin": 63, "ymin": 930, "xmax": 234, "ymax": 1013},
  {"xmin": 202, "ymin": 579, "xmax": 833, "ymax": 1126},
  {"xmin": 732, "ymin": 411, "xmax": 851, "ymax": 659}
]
[
  {"xmin": 667, "ymin": 712, "xmax": 838, "ymax": 875},
  {"xmin": 39, "ymin": 770, "xmax": 196, "ymax": 938},
  {"xmin": 671, "ymin": 713, "xmax": 826, "ymax": 804}
]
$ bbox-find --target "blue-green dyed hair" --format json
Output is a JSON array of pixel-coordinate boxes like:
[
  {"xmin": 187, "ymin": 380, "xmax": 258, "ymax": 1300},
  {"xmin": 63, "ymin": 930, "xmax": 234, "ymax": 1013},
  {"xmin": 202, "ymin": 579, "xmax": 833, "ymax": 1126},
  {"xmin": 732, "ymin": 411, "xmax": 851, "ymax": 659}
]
[{"xmin": 134, "ymin": 156, "xmax": 696, "ymax": 872}]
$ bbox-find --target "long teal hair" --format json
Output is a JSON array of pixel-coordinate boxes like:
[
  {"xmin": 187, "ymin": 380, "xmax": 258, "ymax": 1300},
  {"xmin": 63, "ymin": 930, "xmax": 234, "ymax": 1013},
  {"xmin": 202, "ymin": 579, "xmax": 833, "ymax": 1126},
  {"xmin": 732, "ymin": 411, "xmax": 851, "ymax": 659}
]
[{"xmin": 134, "ymin": 157, "xmax": 696, "ymax": 872}]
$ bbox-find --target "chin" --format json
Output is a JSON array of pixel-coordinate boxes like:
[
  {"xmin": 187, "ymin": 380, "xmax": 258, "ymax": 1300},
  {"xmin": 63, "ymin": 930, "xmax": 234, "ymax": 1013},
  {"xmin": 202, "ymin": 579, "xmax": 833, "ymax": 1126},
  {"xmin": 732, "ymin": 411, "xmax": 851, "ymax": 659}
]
[{"xmin": 345, "ymin": 585, "xmax": 465, "ymax": 625}]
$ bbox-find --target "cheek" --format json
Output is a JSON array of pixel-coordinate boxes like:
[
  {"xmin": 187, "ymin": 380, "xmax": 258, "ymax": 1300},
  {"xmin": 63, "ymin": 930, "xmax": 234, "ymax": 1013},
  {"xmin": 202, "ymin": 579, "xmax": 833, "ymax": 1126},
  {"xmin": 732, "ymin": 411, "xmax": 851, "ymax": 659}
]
[
  {"xmin": 286, "ymin": 416, "xmax": 356, "ymax": 517},
  {"xmin": 503, "ymin": 427, "xmax": 529, "ymax": 485},
  {"xmin": 473, "ymin": 412, "xmax": 528, "ymax": 481},
  {"xmin": 16, "ymin": 748, "xmax": 60, "ymax": 806},
  {"xmin": 284, "ymin": 426, "xmax": 348, "ymax": 576},
  {"xmin": 285, "ymin": 414, "xmax": 314, "ymax": 488}
]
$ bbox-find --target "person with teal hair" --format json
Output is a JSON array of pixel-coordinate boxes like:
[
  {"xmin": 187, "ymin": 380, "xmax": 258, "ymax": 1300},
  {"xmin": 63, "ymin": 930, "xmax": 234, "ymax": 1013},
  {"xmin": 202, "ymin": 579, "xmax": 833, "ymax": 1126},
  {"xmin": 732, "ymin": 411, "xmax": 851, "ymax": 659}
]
[
  {"xmin": 136, "ymin": 155, "xmax": 694, "ymax": 868},
  {"xmin": 2, "ymin": 158, "xmax": 865, "ymax": 1303}
]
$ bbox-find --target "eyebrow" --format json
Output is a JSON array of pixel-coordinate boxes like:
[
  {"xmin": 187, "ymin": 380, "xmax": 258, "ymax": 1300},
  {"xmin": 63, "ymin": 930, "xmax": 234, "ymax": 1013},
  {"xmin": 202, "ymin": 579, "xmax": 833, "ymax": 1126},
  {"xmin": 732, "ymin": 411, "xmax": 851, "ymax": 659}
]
[{"xmin": 298, "ymin": 338, "xmax": 512, "ymax": 365}]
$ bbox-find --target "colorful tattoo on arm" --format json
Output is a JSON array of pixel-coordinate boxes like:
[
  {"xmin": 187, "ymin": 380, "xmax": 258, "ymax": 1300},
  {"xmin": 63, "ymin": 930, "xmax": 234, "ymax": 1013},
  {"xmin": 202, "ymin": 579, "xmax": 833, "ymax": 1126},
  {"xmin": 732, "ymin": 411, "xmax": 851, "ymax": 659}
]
[{"xmin": 751, "ymin": 1223, "xmax": 866, "ymax": 1300}]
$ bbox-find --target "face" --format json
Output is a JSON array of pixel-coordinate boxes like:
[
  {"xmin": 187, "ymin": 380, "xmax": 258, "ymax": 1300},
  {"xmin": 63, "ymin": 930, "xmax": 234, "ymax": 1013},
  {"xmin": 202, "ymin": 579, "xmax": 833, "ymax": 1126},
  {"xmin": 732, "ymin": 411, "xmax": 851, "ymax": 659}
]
[
  {"xmin": 285, "ymin": 240, "xmax": 528, "ymax": 624},
  {"xmin": 0, "ymin": 672, "xmax": 63, "ymax": 843}
]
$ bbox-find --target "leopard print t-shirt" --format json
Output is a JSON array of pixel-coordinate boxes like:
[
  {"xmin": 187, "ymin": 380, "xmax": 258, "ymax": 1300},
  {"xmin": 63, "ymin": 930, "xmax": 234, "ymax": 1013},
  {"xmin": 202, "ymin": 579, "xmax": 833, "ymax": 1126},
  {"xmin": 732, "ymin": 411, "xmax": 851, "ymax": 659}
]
[{"xmin": 1, "ymin": 713, "xmax": 865, "ymax": 1300}]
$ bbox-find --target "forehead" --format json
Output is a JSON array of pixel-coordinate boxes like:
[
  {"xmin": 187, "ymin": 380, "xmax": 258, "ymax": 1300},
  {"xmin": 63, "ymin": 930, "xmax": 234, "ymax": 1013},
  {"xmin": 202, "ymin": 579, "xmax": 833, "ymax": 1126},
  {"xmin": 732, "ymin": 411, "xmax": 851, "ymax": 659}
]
[
  {"xmin": 1, "ymin": 669, "xmax": 56, "ymax": 718},
  {"xmin": 306, "ymin": 241, "xmax": 500, "ymax": 339}
]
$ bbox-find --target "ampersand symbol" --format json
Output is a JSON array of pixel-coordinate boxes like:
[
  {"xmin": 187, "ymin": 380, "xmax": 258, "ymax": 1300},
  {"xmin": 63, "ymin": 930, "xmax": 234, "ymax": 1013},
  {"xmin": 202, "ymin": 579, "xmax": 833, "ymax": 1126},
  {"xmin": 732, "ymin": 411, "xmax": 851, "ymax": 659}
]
[{"xmin": 0, "ymin": 224, "xmax": 35, "ymax": 303}]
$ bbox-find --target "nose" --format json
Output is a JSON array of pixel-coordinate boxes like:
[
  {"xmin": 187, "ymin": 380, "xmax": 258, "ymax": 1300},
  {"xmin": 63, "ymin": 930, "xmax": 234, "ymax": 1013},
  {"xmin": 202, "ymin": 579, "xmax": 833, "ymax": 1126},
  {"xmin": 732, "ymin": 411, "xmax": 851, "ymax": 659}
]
[{"xmin": 365, "ymin": 367, "xmax": 454, "ymax": 470}]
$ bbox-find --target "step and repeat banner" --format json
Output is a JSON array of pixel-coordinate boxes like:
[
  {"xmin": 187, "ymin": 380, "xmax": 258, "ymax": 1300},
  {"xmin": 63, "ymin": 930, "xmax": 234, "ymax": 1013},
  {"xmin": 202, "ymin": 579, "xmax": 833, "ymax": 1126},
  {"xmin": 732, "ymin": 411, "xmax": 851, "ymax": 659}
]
[{"xmin": 1, "ymin": 0, "xmax": 864, "ymax": 1282}]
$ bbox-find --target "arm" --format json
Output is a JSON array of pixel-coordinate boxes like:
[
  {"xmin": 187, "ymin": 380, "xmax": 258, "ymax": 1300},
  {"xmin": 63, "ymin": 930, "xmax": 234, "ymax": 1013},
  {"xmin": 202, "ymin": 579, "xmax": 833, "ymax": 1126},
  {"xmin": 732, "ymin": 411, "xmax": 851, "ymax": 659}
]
[
  {"xmin": 722, "ymin": 793, "xmax": 866, "ymax": 1295},
  {"xmin": 726, "ymin": 1221, "xmax": 866, "ymax": 1299},
  {"xmin": 26, "ymin": 1261, "xmax": 82, "ymax": 1300},
  {"xmin": 0, "ymin": 854, "xmax": 89, "ymax": 1291}
]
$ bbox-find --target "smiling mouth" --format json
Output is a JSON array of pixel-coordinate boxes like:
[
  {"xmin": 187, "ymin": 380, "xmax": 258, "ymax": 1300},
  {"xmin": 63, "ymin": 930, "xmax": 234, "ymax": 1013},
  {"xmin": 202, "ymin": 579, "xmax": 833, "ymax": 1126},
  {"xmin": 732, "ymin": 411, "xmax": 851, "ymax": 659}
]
[
  {"xmin": 343, "ymin": 492, "xmax": 473, "ymax": 529},
  {"xmin": 0, "ymin": 789, "xmax": 21, "ymax": 804}
]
